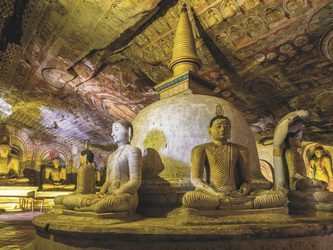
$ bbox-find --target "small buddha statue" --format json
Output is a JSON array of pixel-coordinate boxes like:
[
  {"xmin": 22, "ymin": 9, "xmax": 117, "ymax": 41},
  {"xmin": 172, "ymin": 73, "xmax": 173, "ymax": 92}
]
[
  {"xmin": 182, "ymin": 105, "xmax": 286, "ymax": 210},
  {"xmin": 92, "ymin": 161, "xmax": 101, "ymax": 186},
  {"xmin": 74, "ymin": 143, "xmax": 96, "ymax": 194},
  {"xmin": 42, "ymin": 156, "xmax": 75, "ymax": 190},
  {"xmin": 285, "ymin": 132, "xmax": 327, "ymax": 191},
  {"xmin": 282, "ymin": 123, "xmax": 333, "ymax": 215},
  {"xmin": 0, "ymin": 136, "xmax": 19, "ymax": 179},
  {"xmin": 309, "ymin": 146, "xmax": 333, "ymax": 188},
  {"xmin": 54, "ymin": 120, "xmax": 142, "ymax": 213}
]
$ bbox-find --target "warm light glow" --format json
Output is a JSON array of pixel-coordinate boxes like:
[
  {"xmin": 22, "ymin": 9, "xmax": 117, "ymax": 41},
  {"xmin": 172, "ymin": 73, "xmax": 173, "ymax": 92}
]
[{"xmin": 0, "ymin": 186, "xmax": 38, "ymax": 196}]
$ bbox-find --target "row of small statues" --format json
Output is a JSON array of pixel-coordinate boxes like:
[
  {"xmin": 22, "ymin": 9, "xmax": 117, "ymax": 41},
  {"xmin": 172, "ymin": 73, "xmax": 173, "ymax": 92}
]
[
  {"xmin": 0, "ymin": 139, "xmax": 103, "ymax": 189},
  {"xmin": 54, "ymin": 108, "xmax": 333, "ymax": 213},
  {"xmin": 42, "ymin": 156, "xmax": 102, "ymax": 190}
]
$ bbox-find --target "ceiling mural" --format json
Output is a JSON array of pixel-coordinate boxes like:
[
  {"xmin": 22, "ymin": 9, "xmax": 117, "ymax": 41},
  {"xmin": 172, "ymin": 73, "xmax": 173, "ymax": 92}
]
[{"xmin": 0, "ymin": 0, "xmax": 332, "ymax": 150}]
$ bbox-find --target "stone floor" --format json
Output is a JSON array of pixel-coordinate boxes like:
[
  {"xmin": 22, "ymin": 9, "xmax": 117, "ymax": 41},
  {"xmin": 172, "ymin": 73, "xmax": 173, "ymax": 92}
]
[{"xmin": 0, "ymin": 211, "xmax": 39, "ymax": 249}]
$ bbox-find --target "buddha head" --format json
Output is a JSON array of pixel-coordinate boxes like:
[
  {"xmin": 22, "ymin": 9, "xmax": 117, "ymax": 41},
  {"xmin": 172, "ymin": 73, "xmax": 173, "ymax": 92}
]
[
  {"xmin": 314, "ymin": 146, "xmax": 324, "ymax": 158},
  {"xmin": 52, "ymin": 157, "xmax": 61, "ymax": 169},
  {"xmin": 0, "ymin": 136, "xmax": 11, "ymax": 158},
  {"xmin": 112, "ymin": 120, "xmax": 133, "ymax": 145},
  {"xmin": 208, "ymin": 115, "xmax": 231, "ymax": 142},
  {"xmin": 0, "ymin": 144, "xmax": 11, "ymax": 158},
  {"xmin": 80, "ymin": 149, "xmax": 94, "ymax": 165}
]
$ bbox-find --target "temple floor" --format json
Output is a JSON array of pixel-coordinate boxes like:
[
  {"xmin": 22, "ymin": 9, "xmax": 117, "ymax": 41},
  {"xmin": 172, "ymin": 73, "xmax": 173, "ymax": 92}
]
[{"xmin": 0, "ymin": 211, "xmax": 39, "ymax": 249}]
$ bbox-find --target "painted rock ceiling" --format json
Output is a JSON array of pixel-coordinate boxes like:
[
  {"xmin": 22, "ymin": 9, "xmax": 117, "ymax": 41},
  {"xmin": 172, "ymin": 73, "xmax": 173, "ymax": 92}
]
[{"xmin": 0, "ymin": 0, "xmax": 332, "ymax": 150}]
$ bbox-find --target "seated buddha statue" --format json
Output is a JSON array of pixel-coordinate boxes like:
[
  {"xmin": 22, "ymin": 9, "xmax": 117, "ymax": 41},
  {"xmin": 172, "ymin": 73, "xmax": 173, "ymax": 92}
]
[
  {"xmin": 309, "ymin": 146, "xmax": 333, "ymax": 188},
  {"xmin": 285, "ymin": 132, "xmax": 327, "ymax": 191},
  {"xmin": 54, "ymin": 120, "xmax": 142, "ymax": 213},
  {"xmin": 0, "ymin": 136, "xmax": 19, "ymax": 179},
  {"xmin": 42, "ymin": 156, "xmax": 75, "ymax": 190},
  {"xmin": 282, "ymin": 126, "xmax": 333, "ymax": 215},
  {"xmin": 182, "ymin": 105, "xmax": 286, "ymax": 210}
]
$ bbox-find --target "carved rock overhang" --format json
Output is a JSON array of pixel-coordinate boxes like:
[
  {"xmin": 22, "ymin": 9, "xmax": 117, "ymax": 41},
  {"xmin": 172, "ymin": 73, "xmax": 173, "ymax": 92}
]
[{"xmin": 0, "ymin": 0, "xmax": 332, "ymax": 150}]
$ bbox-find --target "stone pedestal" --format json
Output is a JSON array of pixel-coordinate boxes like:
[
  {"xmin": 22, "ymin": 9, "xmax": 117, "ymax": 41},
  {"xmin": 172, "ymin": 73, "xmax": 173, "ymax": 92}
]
[{"xmin": 28, "ymin": 212, "xmax": 333, "ymax": 250}]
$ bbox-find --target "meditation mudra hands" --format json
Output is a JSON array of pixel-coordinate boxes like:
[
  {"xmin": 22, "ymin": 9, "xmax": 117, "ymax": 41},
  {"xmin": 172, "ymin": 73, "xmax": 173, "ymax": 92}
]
[{"xmin": 229, "ymin": 183, "xmax": 252, "ymax": 197}]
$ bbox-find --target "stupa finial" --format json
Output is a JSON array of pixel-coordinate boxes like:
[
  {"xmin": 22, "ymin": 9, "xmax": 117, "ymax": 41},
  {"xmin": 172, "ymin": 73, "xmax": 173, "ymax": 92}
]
[{"xmin": 168, "ymin": 3, "xmax": 202, "ymax": 76}]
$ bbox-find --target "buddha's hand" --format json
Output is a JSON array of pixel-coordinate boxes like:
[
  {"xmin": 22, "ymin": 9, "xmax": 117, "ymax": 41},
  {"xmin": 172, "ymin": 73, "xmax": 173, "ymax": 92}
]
[
  {"xmin": 239, "ymin": 183, "xmax": 251, "ymax": 195},
  {"xmin": 98, "ymin": 193, "xmax": 106, "ymax": 198},
  {"xmin": 229, "ymin": 183, "xmax": 251, "ymax": 197}
]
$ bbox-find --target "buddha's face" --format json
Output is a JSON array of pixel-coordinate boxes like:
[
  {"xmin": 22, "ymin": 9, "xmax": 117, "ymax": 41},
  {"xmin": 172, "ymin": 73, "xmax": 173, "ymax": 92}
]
[
  {"xmin": 52, "ymin": 159, "xmax": 61, "ymax": 169},
  {"xmin": 0, "ymin": 144, "xmax": 11, "ymax": 158},
  {"xmin": 315, "ymin": 149, "xmax": 323, "ymax": 158},
  {"xmin": 209, "ymin": 118, "xmax": 231, "ymax": 141},
  {"xmin": 79, "ymin": 154, "xmax": 86, "ymax": 165},
  {"xmin": 112, "ymin": 123, "xmax": 128, "ymax": 144}
]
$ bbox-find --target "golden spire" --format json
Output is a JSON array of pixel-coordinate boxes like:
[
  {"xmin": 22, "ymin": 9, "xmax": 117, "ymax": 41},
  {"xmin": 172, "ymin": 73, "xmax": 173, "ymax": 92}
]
[{"xmin": 168, "ymin": 3, "xmax": 202, "ymax": 76}]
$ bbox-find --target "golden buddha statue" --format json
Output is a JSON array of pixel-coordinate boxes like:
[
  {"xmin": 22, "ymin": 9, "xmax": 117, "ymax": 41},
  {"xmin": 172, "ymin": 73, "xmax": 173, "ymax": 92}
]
[
  {"xmin": 285, "ymin": 133, "xmax": 327, "ymax": 191},
  {"xmin": 54, "ymin": 120, "xmax": 142, "ymax": 213},
  {"xmin": 182, "ymin": 105, "xmax": 286, "ymax": 210},
  {"xmin": 42, "ymin": 155, "xmax": 75, "ymax": 190},
  {"xmin": 74, "ymin": 143, "xmax": 96, "ymax": 194},
  {"xmin": 0, "ymin": 136, "xmax": 19, "ymax": 179},
  {"xmin": 281, "ymin": 119, "xmax": 333, "ymax": 215},
  {"xmin": 309, "ymin": 146, "xmax": 333, "ymax": 188}
]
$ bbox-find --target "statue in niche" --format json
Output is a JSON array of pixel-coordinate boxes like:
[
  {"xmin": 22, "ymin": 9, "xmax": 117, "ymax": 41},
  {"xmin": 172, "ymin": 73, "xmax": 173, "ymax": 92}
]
[
  {"xmin": 285, "ymin": 132, "xmax": 327, "ymax": 191},
  {"xmin": 237, "ymin": 0, "xmax": 260, "ymax": 11},
  {"xmin": 285, "ymin": 0, "xmax": 303, "ymax": 13},
  {"xmin": 0, "ymin": 136, "xmax": 19, "ymax": 179},
  {"xmin": 54, "ymin": 120, "xmax": 142, "ymax": 213},
  {"xmin": 221, "ymin": 0, "xmax": 238, "ymax": 19},
  {"xmin": 215, "ymin": 34, "xmax": 230, "ymax": 49},
  {"xmin": 265, "ymin": 8, "xmax": 283, "ymax": 23},
  {"xmin": 134, "ymin": 33, "xmax": 148, "ymax": 47},
  {"xmin": 160, "ymin": 38, "xmax": 172, "ymax": 55},
  {"xmin": 153, "ymin": 17, "xmax": 169, "ymax": 34},
  {"xmin": 182, "ymin": 105, "xmax": 286, "ymax": 210},
  {"xmin": 229, "ymin": 26, "xmax": 245, "ymax": 42},
  {"xmin": 189, "ymin": 0, "xmax": 206, "ymax": 9},
  {"xmin": 164, "ymin": 8, "xmax": 178, "ymax": 26},
  {"xmin": 309, "ymin": 145, "xmax": 333, "ymax": 189},
  {"xmin": 246, "ymin": 18, "xmax": 263, "ymax": 33},
  {"xmin": 73, "ymin": 142, "xmax": 96, "ymax": 194},
  {"xmin": 143, "ymin": 25, "xmax": 157, "ymax": 41},
  {"xmin": 42, "ymin": 153, "xmax": 75, "ymax": 190},
  {"xmin": 206, "ymin": 9, "xmax": 222, "ymax": 27}
]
